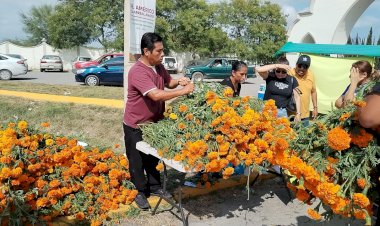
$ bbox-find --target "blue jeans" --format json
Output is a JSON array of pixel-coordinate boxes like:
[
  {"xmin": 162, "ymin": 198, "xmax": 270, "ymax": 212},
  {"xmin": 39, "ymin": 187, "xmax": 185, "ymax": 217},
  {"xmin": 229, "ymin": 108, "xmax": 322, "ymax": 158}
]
[
  {"xmin": 277, "ymin": 108, "xmax": 288, "ymax": 118},
  {"xmin": 301, "ymin": 118, "xmax": 310, "ymax": 127}
]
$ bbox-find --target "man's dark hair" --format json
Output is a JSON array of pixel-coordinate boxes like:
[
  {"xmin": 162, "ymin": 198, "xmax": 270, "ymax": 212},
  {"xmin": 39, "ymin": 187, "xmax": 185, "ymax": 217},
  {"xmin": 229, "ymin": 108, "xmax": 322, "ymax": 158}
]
[
  {"xmin": 140, "ymin": 32, "xmax": 163, "ymax": 55},
  {"xmin": 232, "ymin": 60, "xmax": 247, "ymax": 72}
]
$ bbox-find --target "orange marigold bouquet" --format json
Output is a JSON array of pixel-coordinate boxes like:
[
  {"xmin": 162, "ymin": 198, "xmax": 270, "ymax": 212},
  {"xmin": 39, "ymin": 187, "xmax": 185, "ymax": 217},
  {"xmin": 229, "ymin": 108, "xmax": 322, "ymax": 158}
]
[
  {"xmin": 287, "ymin": 99, "xmax": 380, "ymax": 225},
  {"xmin": 141, "ymin": 82, "xmax": 296, "ymax": 177},
  {"xmin": 0, "ymin": 121, "xmax": 137, "ymax": 226}
]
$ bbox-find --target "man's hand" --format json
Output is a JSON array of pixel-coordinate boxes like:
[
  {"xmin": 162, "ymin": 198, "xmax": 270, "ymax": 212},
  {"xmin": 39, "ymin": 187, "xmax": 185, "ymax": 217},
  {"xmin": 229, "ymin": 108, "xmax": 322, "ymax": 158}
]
[
  {"xmin": 178, "ymin": 77, "xmax": 191, "ymax": 86},
  {"xmin": 294, "ymin": 114, "xmax": 301, "ymax": 122},
  {"xmin": 182, "ymin": 83, "xmax": 194, "ymax": 95}
]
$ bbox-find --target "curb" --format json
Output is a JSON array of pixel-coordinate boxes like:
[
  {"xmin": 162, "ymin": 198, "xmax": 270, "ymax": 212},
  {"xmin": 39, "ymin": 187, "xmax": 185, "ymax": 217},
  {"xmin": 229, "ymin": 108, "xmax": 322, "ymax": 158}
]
[{"xmin": 0, "ymin": 89, "xmax": 124, "ymax": 109}]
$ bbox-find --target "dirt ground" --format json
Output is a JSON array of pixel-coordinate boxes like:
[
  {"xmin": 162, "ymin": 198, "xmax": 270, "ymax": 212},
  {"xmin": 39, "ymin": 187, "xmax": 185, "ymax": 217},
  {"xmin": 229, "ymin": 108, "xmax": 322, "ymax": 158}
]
[{"xmin": 117, "ymin": 175, "xmax": 369, "ymax": 226}]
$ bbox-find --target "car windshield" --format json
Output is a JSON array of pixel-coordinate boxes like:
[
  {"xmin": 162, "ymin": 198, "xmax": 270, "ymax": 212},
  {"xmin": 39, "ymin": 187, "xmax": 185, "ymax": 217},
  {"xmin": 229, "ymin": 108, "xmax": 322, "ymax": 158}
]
[
  {"xmin": 5, "ymin": 54, "xmax": 22, "ymax": 59},
  {"xmin": 100, "ymin": 57, "xmax": 124, "ymax": 66},
  {"xmin": 164, "ymin": 58, "xmax": 176, "ymax": 64},
  {"xmin": 79, "ymin": 57, "xmax": 91, "ymax": 61},
  {"xmin": 43, "ymin": 55, "xmax": 61, "ymax": 60}
]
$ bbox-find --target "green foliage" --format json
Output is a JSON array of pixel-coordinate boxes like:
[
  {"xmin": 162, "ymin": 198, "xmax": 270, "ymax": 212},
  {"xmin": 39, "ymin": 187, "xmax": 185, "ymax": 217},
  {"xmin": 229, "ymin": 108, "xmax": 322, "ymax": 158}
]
[
  {"xmin": 20, "ymin": 5, "xmax": 55, "ymax": 45},
  {"xmin": 156, "ymin": 0, "xmax": 287, "ymax": 62},
  {"xmin": 366, "ymin": 27, "xmax": 373, "ymax": 45},
  {"xmin": 48, "ymin": 1, "xmax": 92, "ymax": 49}
]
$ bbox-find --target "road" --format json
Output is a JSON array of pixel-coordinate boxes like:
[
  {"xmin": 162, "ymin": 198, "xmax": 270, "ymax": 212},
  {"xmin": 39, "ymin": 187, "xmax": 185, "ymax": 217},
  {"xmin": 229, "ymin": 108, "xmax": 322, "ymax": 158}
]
[{"xmin": 11, "ymin": 71, "xmax": 265, "ymax": 98}]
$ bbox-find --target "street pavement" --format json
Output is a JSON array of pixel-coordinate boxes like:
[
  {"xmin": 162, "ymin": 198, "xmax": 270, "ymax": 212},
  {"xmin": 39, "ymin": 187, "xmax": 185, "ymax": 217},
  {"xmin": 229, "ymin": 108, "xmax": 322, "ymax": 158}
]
[{"xmin": 11, "ymin": 71, "xmax": 265, "ymax": 98}]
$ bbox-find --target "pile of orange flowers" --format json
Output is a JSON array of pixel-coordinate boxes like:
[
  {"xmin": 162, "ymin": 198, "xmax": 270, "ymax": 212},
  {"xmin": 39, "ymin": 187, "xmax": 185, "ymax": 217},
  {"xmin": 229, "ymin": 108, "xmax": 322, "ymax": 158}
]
[
  {"xmin": 288, "ymin": 100, "xmax": 379, "ymax": 225},
  {"xmin": 142, "ymin": 82, "xmax": 379, "ymax": 225},
  {"xmin": 0, "ymin": 121, "xmax": 137, "ymax": 226},
  {"xmin": 142, "ymin": 82, "xmax": 295, "ymax": 178}
]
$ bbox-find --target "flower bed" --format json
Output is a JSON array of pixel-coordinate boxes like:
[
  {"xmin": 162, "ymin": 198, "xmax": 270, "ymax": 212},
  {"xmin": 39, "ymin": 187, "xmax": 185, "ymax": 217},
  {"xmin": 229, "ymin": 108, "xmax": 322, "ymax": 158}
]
[{"xmin": 0, "ymin": 121, "xmax": 137, "ymax": 226}]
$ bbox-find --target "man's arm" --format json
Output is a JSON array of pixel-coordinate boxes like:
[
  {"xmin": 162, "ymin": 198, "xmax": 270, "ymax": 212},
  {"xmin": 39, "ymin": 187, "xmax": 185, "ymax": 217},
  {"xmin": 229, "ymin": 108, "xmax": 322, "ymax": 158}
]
[
  {"xmin": 358, "ymin": 93, "xmax": 380, "ymax": 129},
  {"xmin": 147, "ymin": 84, "xmax": 194, "ymax": 102},
  {"xmin": 311, "ymin": 89, "xmax": 318, "ymax": 118},
  {"xmin": 166, "ymin": 77, "xmax": 191, "ymax": 89}
]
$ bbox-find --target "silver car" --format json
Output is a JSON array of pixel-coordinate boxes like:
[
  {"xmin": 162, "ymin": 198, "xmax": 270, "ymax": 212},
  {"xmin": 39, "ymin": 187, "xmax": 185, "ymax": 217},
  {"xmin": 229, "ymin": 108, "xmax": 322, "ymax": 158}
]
[
  {"xmin": 40, "ymin": 55, "xmax": 63, "ymax": 72},
  {"xmin": 0, "ymin": 53, "xmax": 28, "ymax": 80},
  {"xmin": 4, "ymin": 54, "xmax": 28, "ymax": 71}
]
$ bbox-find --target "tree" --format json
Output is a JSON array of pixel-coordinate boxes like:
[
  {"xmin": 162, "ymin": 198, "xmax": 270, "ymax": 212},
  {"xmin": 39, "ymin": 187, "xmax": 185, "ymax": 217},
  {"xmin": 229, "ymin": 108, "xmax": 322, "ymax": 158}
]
[
  {"xmin": 347, "ymin": 35, "xmax": 352, "ymax": 45},
  {"xmin": 50, "ymin": 0, "xmax": 124, "ymax": 51},
  {"xmin": 218, "ymin": 0, "xmax": 287, "ymax": 63},
  {"xmin": 20, "ymin": 5, "xmax": 55, "ymax": 45},
  {"xmin": 366, "ymin": 27, "xmax": 373, "ymax": 45},
  {"xmin": 355, "ymin": 33, "xmax": 360, "ymax": 45},
  {"xmin": 48, "ymin": 2, "xmax": 92, "ymax": 49},
  {"xmin": 377, "ymin": 36, "xmax": 380, "ymax": 45},
  {"xmin": 156, "ymin": 0, "xmax": 229, "ymax": 58}
]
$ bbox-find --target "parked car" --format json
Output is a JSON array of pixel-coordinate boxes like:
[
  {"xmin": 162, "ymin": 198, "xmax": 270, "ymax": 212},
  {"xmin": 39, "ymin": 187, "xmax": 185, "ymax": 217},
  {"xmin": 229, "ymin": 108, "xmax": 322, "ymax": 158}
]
[
  {"xmin": 72, "ymin": 53, "xmax": 123, "ymax": 73},
  {"xmin": 71, "ymin": 56, "xmax": 92, "ymax": 73},
  {"xmin": 4, "ymin": 54, "xmax": 28, "ymax": 71},
  {"xmin": 75, "ymin": 57, "xmax": 124, "ymax": 86},
  {"xmin": 162, "ymin": 56, "xmax": 178, "ymax": 74},
  {"xmin": 40, "ymin": 55, "xmax": 63, "ymax": 72},
  {"xmin": 0, "ymin": 53, "xmax": 28, "ymax": 80},
  {"xmin": 183, "ymin": 58, "xmax": 256, "ymax": 82}
]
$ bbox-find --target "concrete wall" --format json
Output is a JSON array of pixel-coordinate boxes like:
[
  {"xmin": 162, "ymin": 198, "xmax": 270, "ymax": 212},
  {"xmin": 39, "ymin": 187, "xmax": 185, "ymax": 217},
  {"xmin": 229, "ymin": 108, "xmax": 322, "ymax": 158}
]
[
  {"xmin": 0, "ymin": 40, "xmax": 105, "ymax": 71},
  {"xmin": 286, "ymin": 0, "xmax": 374, "ymax": 65}
]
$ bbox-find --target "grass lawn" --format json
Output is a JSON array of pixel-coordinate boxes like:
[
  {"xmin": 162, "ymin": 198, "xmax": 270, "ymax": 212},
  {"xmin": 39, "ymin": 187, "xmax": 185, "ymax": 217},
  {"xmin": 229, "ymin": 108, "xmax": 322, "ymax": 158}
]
[
  {"xmin": 0, "ymin": 95, "xmax": 125, "ymax": 151},
  {"xmin": 0, "ymin": 81, "xmax": 124, "ymax": 100}
]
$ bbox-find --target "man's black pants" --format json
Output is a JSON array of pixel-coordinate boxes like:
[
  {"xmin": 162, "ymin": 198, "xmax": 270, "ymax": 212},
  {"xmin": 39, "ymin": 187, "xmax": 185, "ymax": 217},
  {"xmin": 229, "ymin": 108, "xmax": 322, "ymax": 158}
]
[{"xmin": 123, "ymin": 123, "xmax": 161, "ymax": 195}]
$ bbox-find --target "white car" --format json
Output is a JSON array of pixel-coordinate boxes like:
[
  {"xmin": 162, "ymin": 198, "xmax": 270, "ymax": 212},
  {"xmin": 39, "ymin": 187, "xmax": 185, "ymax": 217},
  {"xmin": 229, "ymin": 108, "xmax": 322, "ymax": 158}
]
[
  {"xmin": 4, "ymin": 54, "xmax": 28, "ymax": 71},
  {"xmin": 0, "ymin": 53, "xmax": 28, "ymax": 80},
  {"xmin": 163, "ymin": 56, "xmax": 178, "ymax": 74}
]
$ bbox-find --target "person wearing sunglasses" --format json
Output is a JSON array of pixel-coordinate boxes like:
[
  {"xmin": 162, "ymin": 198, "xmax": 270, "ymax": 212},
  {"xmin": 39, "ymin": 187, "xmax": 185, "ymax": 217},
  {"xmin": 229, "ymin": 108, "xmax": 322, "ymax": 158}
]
[
  {"xmin": 220, "ymin": 61, "xmax": 248, "ymax": 97},
  {"xmin": 288, "ymin": 55, "xmax": 318, "ymax": 126},
  {"xmin": 255, "ymin": 56, "xmax": 301, "ymax": 122},
  {"xmin": 335, "ymin": 60, "xmax": 380, "ymax": 109}
]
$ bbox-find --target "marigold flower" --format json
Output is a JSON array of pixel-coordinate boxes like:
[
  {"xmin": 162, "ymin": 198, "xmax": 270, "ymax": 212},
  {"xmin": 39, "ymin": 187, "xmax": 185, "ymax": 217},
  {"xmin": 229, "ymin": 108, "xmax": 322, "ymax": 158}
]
[
  {"xmin": 350, "ymin": 129, "xmax": 373, "ymax": 148},
  {"xmin": 223, "ymin": 87, "xmax": 234, "ymax": 97},
  {"xmin": 356, "ymin": 178, "xmax": 366, "ymax": 189},
  {"xmin": 45, "ymin": 139, "xmax": 54, "ymax": 146},
  {"xmin": 156, "ymin": 162, "xmax": 164, "ymax": 171},
  {"xmin": 18, "ymin": 121, "xmax": 28, "ymax": 130},
  {"xmin": 185, "ymin": 113, "xmax": 194, "ymax": 121},
  {"xmin": 169, "ymin": 113, "xmax": 178, "ymax": 120},
  {"xmin": 307, "ymin": 208, "xmax": 321, "ymax": 220},
  {"xmin": 40, "ymin": 122, "xmax": 50, "ymax": 127},
  {"xmin": 207, "ymin": 152, "xmax": 218, "ymax": 160},
  {"xmin": 353, "ymin": 193, "xmax": 370, "ymax": 208},
  {"xmin": 179, "ymin": 104, "xmax": 188, "ymax": 113},
  {"xmin": 222, "ymin": 167, "xmax": 234, "ymax": 179},
  {"xmin": 178, "ymin": 123, "xmax": 186, "ymax": 130},
  {"xmin": 327, "ymin": 127, "xmax": 351, "ymax": 151},
  {"xmin": 76, "ymin": 212, "xmax": 85, "ymax": 220}
]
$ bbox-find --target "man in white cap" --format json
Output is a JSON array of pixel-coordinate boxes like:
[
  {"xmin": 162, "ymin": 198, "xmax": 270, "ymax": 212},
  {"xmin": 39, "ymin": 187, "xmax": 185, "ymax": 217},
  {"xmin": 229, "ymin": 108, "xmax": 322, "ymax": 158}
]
[{"xmin": 288, "ymin": 55, "xmax": 318, "ymax": 126}]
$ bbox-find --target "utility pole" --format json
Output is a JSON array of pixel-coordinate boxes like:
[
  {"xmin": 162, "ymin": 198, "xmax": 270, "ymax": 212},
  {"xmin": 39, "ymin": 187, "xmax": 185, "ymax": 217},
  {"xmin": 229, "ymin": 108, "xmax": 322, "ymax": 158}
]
[{"xmin": 124, "ymin": 0, "xmax": 131, "ymax": 103}]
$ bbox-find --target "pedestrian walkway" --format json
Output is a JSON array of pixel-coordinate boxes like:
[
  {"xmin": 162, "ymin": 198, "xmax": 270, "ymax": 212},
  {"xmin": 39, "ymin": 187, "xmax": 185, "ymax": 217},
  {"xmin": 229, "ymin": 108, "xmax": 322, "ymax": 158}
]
[{"xmin": 0, "ymin": 89, "xmax": 124, "ymax": 109}]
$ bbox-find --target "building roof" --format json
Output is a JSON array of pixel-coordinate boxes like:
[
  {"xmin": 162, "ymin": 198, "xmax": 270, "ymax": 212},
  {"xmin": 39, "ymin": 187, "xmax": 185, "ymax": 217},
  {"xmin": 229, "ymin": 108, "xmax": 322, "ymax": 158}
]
[{"xmin": 275, "ymin": 42, "xmax": 380, "ymax": 57}]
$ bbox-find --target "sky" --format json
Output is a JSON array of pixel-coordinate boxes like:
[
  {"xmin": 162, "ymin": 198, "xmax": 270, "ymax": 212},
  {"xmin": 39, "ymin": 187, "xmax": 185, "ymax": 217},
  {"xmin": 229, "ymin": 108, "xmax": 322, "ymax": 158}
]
[{"xmin": 0, "ymin": 0, "xmax": 379, "ymax": 44}]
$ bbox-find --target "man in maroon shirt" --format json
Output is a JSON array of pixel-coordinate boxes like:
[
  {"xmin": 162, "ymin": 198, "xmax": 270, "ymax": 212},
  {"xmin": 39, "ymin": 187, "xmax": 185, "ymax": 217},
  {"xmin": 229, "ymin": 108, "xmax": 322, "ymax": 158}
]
[{"xmin": 123, "ymin": 32, "xmax": 194, "ymax": 209}]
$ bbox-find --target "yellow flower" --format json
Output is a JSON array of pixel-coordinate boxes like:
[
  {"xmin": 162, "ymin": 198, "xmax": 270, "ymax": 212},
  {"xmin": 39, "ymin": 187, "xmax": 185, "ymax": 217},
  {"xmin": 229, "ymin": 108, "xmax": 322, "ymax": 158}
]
[
  {"xmin": 18, "ymin": 120, "xmax": 28, "ymax": 130},
  {"xmin": 45, "ymin": 139, "xmax": 54, "ymax": 146},
  {"xmin": 169, "ymin": 113, "xmax": 178, "ymax": 120}
]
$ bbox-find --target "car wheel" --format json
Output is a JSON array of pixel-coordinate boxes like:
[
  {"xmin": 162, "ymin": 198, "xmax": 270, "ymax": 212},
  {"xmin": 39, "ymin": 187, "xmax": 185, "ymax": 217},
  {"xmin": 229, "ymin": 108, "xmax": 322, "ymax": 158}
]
[
  {"xmin": 85, "ymin": 75, "xmax": 100, "ymax": 86},
  {"xmin": 0, "ymin": 70, "xmax": 12, "ymax": 80},
  {"xmin": 40, "ymin": 69, "xmax": 45, "ymax": 72},
  {"xmin": 192, "ymin": 72, "xmax": 204, "ymax": 82},
  {"xmin": 59, "ymin": 68, "xmax": 63, "ymax": 72}
]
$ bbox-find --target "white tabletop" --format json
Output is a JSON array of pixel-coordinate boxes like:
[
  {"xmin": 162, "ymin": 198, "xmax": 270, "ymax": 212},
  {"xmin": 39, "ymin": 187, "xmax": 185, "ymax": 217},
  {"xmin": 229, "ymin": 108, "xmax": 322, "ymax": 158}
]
[{"xmin": 136, "ymin": 141, "xmax": 194, "ymax": 173}]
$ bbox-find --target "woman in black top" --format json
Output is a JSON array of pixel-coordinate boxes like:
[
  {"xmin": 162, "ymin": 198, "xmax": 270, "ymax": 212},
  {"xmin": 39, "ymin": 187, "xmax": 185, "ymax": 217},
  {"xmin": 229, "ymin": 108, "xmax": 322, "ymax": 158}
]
[
  {"xmin": 220, "ymin": 61, "xmax": 248, "ymax": 97},
  {"xmin": 255, "ymin": 57, "xmax": 301, "ymax": 122}
]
